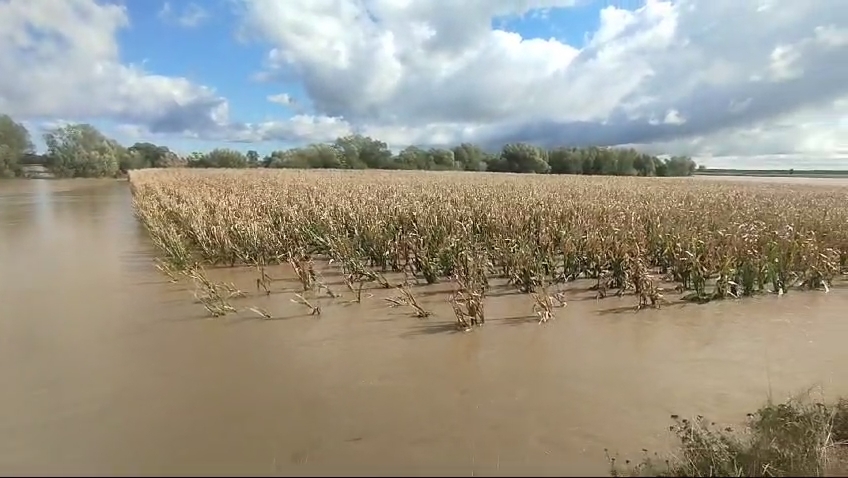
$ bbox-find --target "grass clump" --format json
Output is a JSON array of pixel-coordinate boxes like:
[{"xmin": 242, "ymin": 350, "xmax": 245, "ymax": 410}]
[{"xmin": 609, "ymin": 396, "xmax": 848, "ymax": 477}]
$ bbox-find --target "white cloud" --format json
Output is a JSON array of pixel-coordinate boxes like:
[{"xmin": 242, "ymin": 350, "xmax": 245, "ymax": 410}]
[
  {"xmin": 267, "ymin": 93, "xmax": 295, "ymax": 108},
  {"xmin": 768, "ymin": 44, "xmax": 803, "ymax": 81},
  {"xmin": 664, "ymin": 110, "xmax": 686, "ymax": 125},
  {"xmin": 0, "ymin": 0, "xmax": 229, "ymax": 138},
  {"xmin": 227, "ymin": 115, "xmax": 353, "ymax": 143},
  {"xmin": 1, "ymin": 0, "xmax": 847, "ymax": 166},
  {"xmin": 236, "ymin": 0, "xmax": 848, "ymax": 164},
  {"xmin": 815, "ymin": 25, "xmax": 848, "ymax": 48},
  {"xmin": 158, "ymin": 2, "xmax": 209, "ymax": 28},
  {"xmin": 626, "ymin": 95, "xmax": 848, "ymax": 166}
]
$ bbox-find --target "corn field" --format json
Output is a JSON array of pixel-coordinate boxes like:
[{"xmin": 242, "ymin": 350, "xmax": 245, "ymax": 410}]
[{"xmin": 129, "ymin": 169, "xmax": 848, "ymax": 326}]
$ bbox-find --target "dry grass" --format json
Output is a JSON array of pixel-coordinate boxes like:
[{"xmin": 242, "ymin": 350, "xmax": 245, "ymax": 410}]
[
  {"xmin": 608, "ymin": 396, "xmax": 848, "ymax": 477},
  {"xmin": 129, "ymin": 169, "xmax": 848, "ymax": 323}
]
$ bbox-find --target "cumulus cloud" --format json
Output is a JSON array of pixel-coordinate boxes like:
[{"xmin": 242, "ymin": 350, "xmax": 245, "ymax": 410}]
[
  {"xmin": 238, "ymin": 0, "xmax": 848, "ymax": 162},
  {"xmin": 0, "ymin": 0, "xmax": 228, "ymax": 137},
  {"xmin": 225, "ymin": 115, "xmax": 353, "ymax": 143},
  {"xmin": 1, "ymin": 0, "xmax": 846, "ymax": 164}
]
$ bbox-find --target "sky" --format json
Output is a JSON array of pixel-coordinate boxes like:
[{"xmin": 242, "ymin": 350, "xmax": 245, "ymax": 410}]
[{"xmin": 1, "ymin": 0, "xmax": 847, "ymax": 169}]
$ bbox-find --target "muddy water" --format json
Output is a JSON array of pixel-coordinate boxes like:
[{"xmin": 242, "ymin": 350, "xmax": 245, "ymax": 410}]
[{"xmin": 2, "ymin": 179, "xmax": 848, "ymax": 476}]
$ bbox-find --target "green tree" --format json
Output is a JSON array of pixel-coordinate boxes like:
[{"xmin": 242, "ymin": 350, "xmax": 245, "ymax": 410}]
[
  {"xmin": 265, "ymin": 149, "xmax": 310, "ymax": 169},
  {"xmin": 614, "ymin": 150, "xmax": 637, "ymax": 176},
  {"xmin": 452, "ymin": 143, "xmax": 486, "ymax": 171},
  {"xmin": 191, "ymin": 148, "xmax": 248, "ymax": 168},
  {"xmin": 186, "ymin": 151, "xmax": 205, "ymax": 166},
  {"xmin": 262, "ymin": 151, "xmax": 280, "ymax": 168},
  {"xmin": 43, "ymin": 123, "xmax": 122, "ymax": 178},
  {"xmin": 266, "ymin": 144, "xmax": 341, "ymax": 169},
  {"xmin": 654, "ymin": 158, "xmax": 669, "ymax": 177},
  {"xmin": 497, "ymin": 143, "xmax": 550, "ymax": 173},
  {"xmin": 0, "ymin": 115, "xmax": 34, "ymax": 178},
  {"xmin": 427, "ymin": 148, "xmax": 457, "ymax": 170},
  {"xmin": 166, "ymin": 135, "xmax": 696, "ymax": 177},
  {"xmin": 665, "ymin": 156, "xmax": 697, "ymax": 176},
  {"xmin": 333, "ymin": 134, "xmax": 392, "ymax": 169},
  {"xmin": 547, "ymin": 147, "xmax": 582, "ymax": 174},
  {"xmin": 124, "ymin": 142, "xmax": 182, "ymax": 171},
  {"xmin": 593, "ymin": 148, "xmax": 618, "ymax": 175},
  {"xmin": 333, "ymin": 136, "xmax": 365, "ymax": 169},
  {"xmin": 396, "ymin": 146, "xmax": 431, "ymax": 170},
  {"xmin": 119, "ymin": 148, "xmax": 147, "ymax": 172},
  {"xmin": 633, "ymin": 154, "xmax": 657, "ymax": 176},
  {"xmin": 0, "ymin": 145, "xmax": 22, "ymax": 178},
  {"xmin": 246, "ymin": 150, "xmax": 260, "ymax": 167},
  {"xmin": 309, "ymin": 144, "xmax": 343, "ymax": 168}
]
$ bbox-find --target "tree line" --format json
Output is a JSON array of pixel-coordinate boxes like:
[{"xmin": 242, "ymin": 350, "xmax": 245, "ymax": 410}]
[{"xmin": 0, "ymin": 114, "xmax": 698, "ymax": 179}]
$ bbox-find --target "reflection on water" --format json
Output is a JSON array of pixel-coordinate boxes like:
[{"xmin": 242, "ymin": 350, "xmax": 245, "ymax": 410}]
[
  {"xmin": 32, "ymin": 179, "xmax": 51, "ymax": 234},
  {"xmin": 1, "ymin": 179, "xmax": 848, "ymax": 476}
]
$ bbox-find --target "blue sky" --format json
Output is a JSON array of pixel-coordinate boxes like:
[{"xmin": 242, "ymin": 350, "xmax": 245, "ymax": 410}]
[
  {"xmin": 3, "ymin": 0, "xmax": 847, "ymax": 168},
  {"xmin": 118, "ymin": 1, "xmax": 279, "ymax": 124},
  {"xmin": 111, "ymin": 0, "xmax": 609, "ymax": 147}
]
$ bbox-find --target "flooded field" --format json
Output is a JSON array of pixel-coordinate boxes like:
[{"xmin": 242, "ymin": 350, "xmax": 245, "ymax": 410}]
[
  {"xmin": 692, "ymin": 174, "xmax": 848, "ymax": 186},
  {"xmin": 2, "ymin": 178, "xmax": 848, "ymax": 476}
]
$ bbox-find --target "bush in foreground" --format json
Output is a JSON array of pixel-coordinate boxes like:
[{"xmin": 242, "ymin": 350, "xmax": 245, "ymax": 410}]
[{"xmin": 609, "ymin": 397, "xmax": 848, "ymax": 477}]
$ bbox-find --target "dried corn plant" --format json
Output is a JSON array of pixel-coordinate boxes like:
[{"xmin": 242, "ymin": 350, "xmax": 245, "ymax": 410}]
[
  {"xmin": 385, "ymin": 285, "xmax": 431, "ymax": 318},
  {"xmin": 255, "ymin": 263, "xmax": 273, "ymax": 295},
  {"xmin": 247, "ymin": 306, "xmax": 273, "ymax": 319},
  {"xmin": 291, "ymin": 293, "xmax": 321, "ymax": 316},
  {"xmin": 129, "ymin": 169, "xmax": 848, "ymax": 318},
  {"xmin": 289, "ymin": 254, "xmax": 316, "ymax": 292},
  {"xmin": 446, "ymin": 247, "xmax": 489, "ymax": 330},
  {"xmin": 450, "ymin": 289, "xmax": 485, "ymax": 331},
  {"xmin": 154, "ymin": 258, "xmax": 181, "ymax": 283},
  {"xmin": 184, "ymin": 266, "xmax": 238, "ymax": 317},
  {"xmin": 531, "ymin": 280, "xmax": 567, "ymax": 324}
]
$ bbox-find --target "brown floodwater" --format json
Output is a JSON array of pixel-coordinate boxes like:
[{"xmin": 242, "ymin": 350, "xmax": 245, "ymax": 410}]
[{"xmin": 2, "ymin": 178, "xmax": 848, "ymax": 476}]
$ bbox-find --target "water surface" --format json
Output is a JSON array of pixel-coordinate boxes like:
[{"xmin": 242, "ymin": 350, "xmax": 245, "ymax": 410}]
[{"xmin": 1, "ymin": 179, "xmax": 848, "ymax": 476}]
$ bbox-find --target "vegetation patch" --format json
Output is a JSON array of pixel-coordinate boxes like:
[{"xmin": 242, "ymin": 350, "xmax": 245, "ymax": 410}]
[
  {"xmin": 608, "ymin": 396, "xmax": 848, "ymax": 477},
  {"xmin": 129, "ymin": 169, "xmax": 847, "ymax": 323},
  {"xmin": 2, "ymin": 113, "xmax": 698, "ymax": 179}
]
